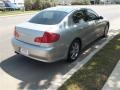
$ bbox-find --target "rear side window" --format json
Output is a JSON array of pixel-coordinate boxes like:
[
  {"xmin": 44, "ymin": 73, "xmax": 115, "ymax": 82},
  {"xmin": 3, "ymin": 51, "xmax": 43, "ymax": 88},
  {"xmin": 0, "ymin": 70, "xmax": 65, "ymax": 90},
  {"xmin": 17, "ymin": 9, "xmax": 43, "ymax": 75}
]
[
  {"xmin": 72, "ymin": 10, "xmax": 86, "ymax": 23},
  {"xmin": 29, "ymin": 11, "xmax": 68, "ymax": 25}
]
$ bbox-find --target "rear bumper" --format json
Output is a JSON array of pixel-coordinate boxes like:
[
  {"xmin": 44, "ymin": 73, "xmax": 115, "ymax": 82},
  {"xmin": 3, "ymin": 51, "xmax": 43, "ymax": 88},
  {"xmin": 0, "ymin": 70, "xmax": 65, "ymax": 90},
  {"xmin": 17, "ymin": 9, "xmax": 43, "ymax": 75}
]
[{"xmin": 11, "ymin": 38, "xmax": 66, "ymax": 62}]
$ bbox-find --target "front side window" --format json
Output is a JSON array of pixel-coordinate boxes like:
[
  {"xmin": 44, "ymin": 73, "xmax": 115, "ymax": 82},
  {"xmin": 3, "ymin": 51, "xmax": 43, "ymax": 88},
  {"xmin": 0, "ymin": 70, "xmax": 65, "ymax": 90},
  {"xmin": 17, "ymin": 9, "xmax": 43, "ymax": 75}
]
[
  {"xmin": 86, "ymin": 9, "xmax": 98, "ymax": 21},
  {"xmin": 29, "ymin": 10, "xmax": 68, "ymax": 25}
]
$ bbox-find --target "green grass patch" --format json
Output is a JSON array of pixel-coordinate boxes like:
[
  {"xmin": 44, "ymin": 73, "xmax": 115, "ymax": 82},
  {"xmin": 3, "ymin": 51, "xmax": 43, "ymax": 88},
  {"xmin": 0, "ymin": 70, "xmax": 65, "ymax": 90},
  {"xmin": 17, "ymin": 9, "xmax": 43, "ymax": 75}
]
[
  {"xmin": 59, "ymin": 34, "xmax": 120, "ymax": 90},
  {"xmin": 0, "ymin": 10, "xmax": 38, "ymax": 16}
]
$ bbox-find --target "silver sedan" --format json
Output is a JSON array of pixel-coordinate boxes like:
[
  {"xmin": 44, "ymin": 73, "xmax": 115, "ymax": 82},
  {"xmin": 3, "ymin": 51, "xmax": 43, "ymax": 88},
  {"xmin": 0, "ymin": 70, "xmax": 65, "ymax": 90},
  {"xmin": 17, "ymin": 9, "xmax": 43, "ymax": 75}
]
[{"xmin": 12, "ymin": 6, "xmax": 109, "ymax": 63}]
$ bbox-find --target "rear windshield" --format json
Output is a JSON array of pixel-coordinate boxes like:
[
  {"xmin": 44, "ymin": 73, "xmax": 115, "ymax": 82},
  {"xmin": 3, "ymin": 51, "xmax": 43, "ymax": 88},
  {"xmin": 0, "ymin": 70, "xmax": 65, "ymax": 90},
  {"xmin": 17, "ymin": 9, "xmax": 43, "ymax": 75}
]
[{"xmin": 29, "ymin": 10, "xmax": 68, "ymax": 25}]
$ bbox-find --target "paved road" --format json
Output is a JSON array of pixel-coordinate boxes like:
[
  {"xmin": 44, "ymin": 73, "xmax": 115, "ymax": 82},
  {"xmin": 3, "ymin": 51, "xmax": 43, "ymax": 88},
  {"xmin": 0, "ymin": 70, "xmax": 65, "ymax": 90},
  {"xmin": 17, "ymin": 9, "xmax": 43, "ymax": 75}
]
[{"xmin": 0, "ymin": 5, "xmax": 120, "ymax": 90}]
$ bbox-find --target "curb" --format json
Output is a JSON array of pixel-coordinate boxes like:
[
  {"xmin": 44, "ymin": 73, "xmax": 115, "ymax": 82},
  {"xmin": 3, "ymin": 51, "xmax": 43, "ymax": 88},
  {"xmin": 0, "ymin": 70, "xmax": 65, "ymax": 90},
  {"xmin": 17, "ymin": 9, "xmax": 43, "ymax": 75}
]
[{"xmin": 102, "ymin": 60, "xmax": 120, "ymax": 90}]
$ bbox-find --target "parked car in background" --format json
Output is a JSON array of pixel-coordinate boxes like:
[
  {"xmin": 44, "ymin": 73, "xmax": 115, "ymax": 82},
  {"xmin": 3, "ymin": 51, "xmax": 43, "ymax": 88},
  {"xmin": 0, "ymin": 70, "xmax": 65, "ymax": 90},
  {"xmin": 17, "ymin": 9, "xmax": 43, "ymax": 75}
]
[
  {"xmin": 3, "ymin": 1, "xmax": 19, "ymax": 10},
  {"xmin": 8, "ymin": 0, "xmax": 25, "ymax": 10},
  {"xmin": 0, "ymin": 1, "xmax": 5, "ymax": 11},
  {"xmin": 12, "ymin": 6, "xmax": 109, "ymax": 63},
  {"xmin": 0, "ymin": 0, "xmax": 20, "ymax": 11}
]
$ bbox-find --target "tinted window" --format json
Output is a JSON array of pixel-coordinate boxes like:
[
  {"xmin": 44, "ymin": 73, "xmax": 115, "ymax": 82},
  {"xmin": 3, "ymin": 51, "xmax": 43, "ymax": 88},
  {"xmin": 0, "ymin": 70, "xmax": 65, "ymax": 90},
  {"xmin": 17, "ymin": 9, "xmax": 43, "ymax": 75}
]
[
  {"xmin": 29, "ymin": 11, "xmax": 68, "ymax": 25},
  {"xmin": 86, "ymin": 9, "xmax": 98, "ymax": 21},
  {"xmin": 72, "ymin": 10, "xmax": 85, "ymax": 23}
]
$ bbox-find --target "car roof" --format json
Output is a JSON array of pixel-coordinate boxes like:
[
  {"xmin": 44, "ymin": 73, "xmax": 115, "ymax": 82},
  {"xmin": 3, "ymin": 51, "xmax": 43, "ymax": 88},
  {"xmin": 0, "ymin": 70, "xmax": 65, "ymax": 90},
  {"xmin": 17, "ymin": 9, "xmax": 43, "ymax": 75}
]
[{"xmin": 44, "ymin": 6, "xmax": 87, "ymax": 13}]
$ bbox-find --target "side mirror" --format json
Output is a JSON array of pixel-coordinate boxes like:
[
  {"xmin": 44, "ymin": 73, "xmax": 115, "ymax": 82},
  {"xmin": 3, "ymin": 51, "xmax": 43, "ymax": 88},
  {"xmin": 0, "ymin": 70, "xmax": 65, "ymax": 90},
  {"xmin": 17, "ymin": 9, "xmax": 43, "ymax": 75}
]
[
  {"xmin": 93, "ymin": 16, "xmax": 103, "ymax": 20},
  {"xmin": 99, "ymin": 16, "xmax": 103, "ymax": 19},
  {"xmin": 96, "ymin": 16, "xmax": 103, "ymax": 20}
]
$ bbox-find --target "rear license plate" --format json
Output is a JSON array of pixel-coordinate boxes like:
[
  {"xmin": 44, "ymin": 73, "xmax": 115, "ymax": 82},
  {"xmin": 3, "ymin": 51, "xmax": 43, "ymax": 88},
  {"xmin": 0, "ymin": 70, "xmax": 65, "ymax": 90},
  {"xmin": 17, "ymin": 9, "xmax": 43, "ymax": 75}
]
[{"xmin": 20, "ymin": 48, "xmax": 29, "ymax": 55}]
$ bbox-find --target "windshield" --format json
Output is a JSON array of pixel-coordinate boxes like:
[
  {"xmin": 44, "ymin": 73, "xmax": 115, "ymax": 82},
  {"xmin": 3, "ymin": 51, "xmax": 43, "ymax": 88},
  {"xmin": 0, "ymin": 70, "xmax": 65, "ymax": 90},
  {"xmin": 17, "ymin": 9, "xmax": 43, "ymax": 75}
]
[{"xmin": 29, "ymin": 10, "xmax": 68, "ymax": 25}]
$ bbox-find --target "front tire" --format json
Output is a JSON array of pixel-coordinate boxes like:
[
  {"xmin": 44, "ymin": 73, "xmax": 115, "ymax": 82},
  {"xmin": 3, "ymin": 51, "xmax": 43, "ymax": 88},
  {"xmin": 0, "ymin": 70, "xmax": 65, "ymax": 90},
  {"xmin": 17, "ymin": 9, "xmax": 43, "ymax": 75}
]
[
  {"xmin": 67, "ymin": 39, "xmax": 81, "ymax": 62},
  {"xmin": 103, "ymin": 24, "xmax": 109, "ymax": 37}
]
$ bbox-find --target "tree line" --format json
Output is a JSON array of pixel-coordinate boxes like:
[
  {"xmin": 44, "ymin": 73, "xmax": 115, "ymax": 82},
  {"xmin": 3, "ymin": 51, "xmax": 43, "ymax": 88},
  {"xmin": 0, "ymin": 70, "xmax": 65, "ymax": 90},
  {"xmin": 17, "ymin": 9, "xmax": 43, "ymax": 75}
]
[
  {"xmin": 24, "ymin": 0, "xmax": 120, "ymax": 10},
  {"xmin": 24, "ymin": 0, "xmax": 92, "ymax": 10},
  {"xmin": 24, "ymin": 0, "xmax": 56, "ymax": 10}
]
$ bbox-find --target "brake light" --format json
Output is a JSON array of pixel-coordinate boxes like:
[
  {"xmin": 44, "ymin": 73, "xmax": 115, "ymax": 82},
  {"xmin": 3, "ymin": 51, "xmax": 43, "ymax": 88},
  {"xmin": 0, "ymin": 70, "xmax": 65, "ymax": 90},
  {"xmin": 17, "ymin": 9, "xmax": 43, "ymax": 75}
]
[
  {"xmin": 34, "ymin": 32, "xmax": 60, "ymax": 43},
  {"xmin": 14, "ymin": 29, "xmax": 19, "ymax": 38}
]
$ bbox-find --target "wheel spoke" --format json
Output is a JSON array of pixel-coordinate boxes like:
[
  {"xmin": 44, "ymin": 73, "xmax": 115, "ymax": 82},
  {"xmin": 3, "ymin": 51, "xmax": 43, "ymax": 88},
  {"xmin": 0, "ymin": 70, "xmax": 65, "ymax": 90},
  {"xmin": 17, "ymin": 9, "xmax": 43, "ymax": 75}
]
[{"xmin": 70, "ymin": 42, "xmax": 80, "ymax": 60}]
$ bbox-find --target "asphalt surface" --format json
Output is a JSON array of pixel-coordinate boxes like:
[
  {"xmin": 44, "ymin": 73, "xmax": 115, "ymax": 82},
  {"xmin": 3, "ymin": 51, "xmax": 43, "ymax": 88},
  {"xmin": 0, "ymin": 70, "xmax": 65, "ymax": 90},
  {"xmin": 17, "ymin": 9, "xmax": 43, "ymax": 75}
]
[{"xmin": 0, "ymin": 5, "xmax": 120, "ymax": 90}]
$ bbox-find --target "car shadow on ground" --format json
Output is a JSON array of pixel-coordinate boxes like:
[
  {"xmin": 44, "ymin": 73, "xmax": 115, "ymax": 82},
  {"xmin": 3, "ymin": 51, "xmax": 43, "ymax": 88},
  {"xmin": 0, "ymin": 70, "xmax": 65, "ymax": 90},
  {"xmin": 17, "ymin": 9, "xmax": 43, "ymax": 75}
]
[{"xmin": 0, "ymin": 37, "xmax": 107, "ymax": 90}]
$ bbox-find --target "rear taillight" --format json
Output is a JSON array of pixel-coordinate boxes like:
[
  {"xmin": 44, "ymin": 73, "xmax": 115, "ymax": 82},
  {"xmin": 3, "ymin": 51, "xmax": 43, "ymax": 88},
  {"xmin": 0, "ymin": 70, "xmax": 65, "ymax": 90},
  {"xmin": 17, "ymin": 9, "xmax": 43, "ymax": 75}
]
[
  {"xmin": 34, "ymin": 32, "xmax": 60, "ymax": 43},
  {"xmin": 14, "ymin": 29, "xmax": 19, "ymax": 38}
]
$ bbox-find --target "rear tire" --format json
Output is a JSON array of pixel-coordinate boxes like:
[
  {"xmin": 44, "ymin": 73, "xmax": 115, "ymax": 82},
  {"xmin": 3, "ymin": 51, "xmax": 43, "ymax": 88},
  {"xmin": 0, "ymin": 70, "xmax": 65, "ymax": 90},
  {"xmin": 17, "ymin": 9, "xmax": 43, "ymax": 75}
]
[
  {"xmin": 67, "ymin": 39, "xmax": 81, "ymax": 63},
  {"xmin": 103, "ymin": 25, "xmax": 109, "ymax": 38}
]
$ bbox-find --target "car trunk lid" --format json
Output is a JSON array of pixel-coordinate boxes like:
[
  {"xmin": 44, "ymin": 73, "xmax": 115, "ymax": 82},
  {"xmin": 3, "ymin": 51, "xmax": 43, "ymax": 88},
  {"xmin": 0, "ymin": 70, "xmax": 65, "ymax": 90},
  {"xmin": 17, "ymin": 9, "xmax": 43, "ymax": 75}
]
[{"xmin": 15, "ymin": 22, "xmax": 58, "ymax": 46}]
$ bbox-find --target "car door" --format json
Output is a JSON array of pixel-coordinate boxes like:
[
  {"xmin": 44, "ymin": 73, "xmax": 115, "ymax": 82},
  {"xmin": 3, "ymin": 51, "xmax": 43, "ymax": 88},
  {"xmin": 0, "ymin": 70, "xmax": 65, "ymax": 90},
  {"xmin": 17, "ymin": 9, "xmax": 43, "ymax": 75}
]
[
  {"xmin": 68, "ymin": 9, "xmax": 96, "ymax": 47},
  {"xmin": 86, "ymin": 9, "xmax": 105, "ymax": 39},
  {"xmin": 83, "ymin": 9, "xmax": 100, "ymax": 45}
]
